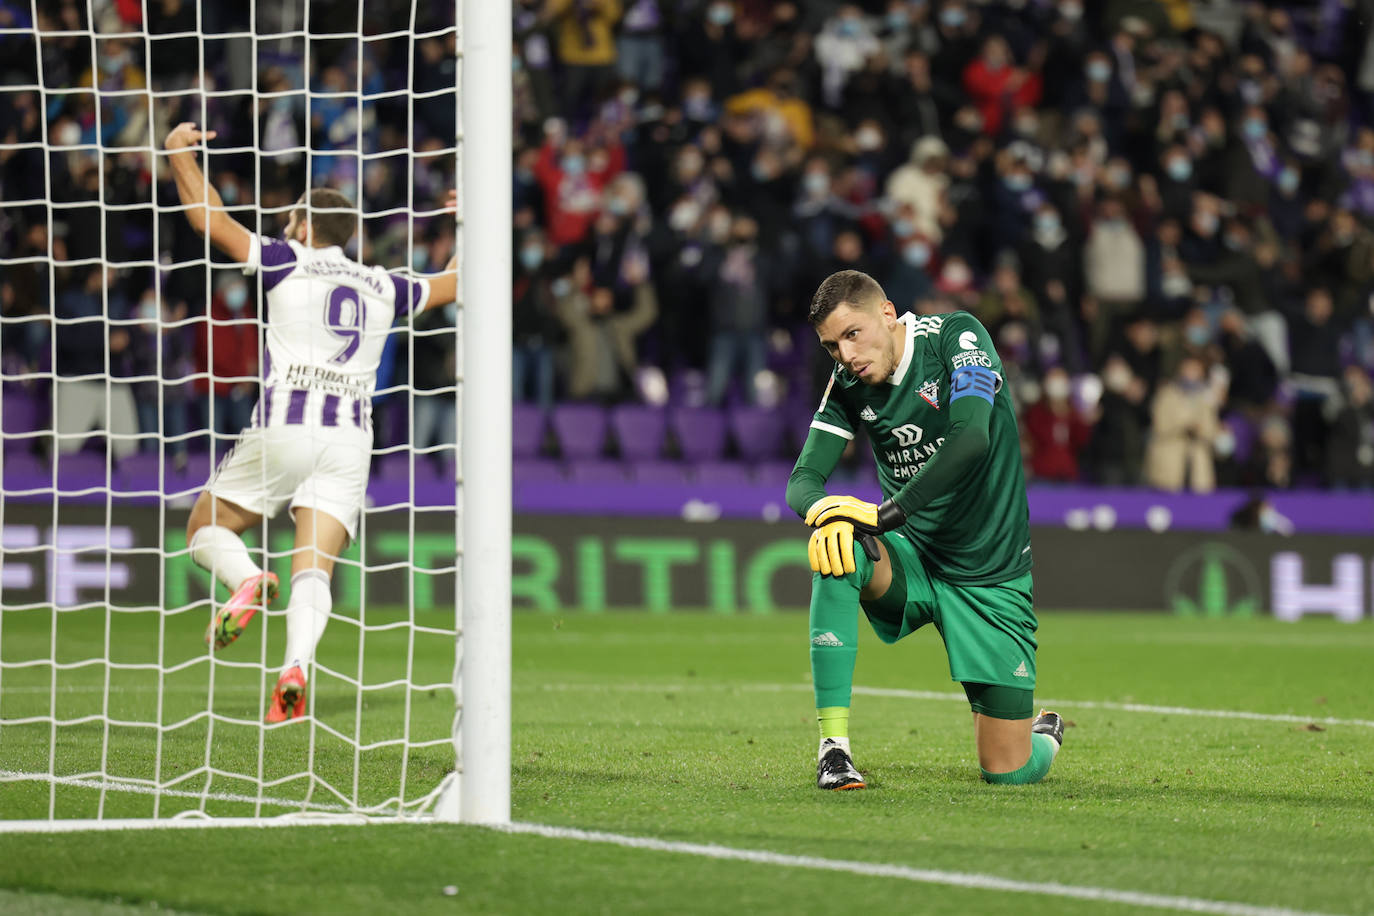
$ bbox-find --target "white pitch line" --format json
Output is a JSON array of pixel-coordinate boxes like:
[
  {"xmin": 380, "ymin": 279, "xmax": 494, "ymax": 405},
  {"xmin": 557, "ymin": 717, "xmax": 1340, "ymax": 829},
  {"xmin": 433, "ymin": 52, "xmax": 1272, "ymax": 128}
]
[
  {"xmin": 517, "ymin": 681, "xmax": 1374, "ymax": 729},
  {"xmin": 0, "ymin": 769, "xmax": 351, "ymax": 814},
  {"xmin": 493, "ymin": 822, "xmax": 1342, "ymax": 916}
]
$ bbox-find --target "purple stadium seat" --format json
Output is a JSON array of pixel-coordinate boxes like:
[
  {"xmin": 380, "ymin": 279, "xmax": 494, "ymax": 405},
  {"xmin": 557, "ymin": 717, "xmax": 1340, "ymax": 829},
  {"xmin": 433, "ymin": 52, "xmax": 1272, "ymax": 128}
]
[
  {"xmin": 513, "ymin": 458, "xmax": 565, "ymax": 484},
  {"xmin": 633, "ymin": 460, "xmax": 691, "ymax": 487},
  {"xmin": 668, "ymin": 369, "xmax": 708, "ymax": 407},
  {"xmin": 56, "ymin": 452, "xmax": 111, "ymax": 491},
  {"xmin": 566, "ymin": 459, "xmax": 630, "ymax": 485},
  {"xmin": 610, "ymin": 405, "xmax": 667, "ymax": 461},
  {"xmin": 669, "ymin": 406, "xmax": 728, "ymax": 461},
  {"xmin": 692, "ymin": 460, "xmax": 753, "ymax": 487},
  {"xmin": 551, "ymin": 404, "xmax": 610, "ymax": 460},
  {"xmin": 727, "ymin": 406, "xmax": 787, "ymax": 460},
  {"xmin": 753, "ymin": 460, "xmax": 796, "ymax": 487},
  {"xmin": 512, "ymin": 403, "xmax": 546, "ymax": 459},
  {"xmin": 114, "ymin": 452, "xmax": 164, "ymax": 493},
  {"xmin": 1, "ymin": 388, "xmax": 45, "ymax": 434},
  {"xmin": 2, "ymin": 451, "xmax": 47, "ymax": 491}
]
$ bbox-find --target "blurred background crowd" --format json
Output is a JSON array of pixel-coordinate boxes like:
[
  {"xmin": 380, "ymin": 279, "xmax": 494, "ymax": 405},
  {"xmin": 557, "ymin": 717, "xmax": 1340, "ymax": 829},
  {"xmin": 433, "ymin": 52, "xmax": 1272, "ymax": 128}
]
[
  {"xmin": 3, "ymin": 0, "xmax": 1374, "ymax": 493},
  {"xmin": 0, "ymin": 0, "xmax": 457, "ymax": 468},
  {"xmin": 507, "ymin": 0, "xmax": 1374, "ymax": 492}
]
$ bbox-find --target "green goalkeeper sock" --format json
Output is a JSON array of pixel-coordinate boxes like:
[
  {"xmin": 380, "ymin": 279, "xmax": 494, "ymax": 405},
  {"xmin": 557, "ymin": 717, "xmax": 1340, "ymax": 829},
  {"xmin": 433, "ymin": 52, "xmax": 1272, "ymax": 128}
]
[
  {"xmin": 808, "ymin": 545, "xmax": 873, "ymax": 714},
  {"xmin": 980, "ymin": 732, "xmax": 1060, "ymax": 785}
]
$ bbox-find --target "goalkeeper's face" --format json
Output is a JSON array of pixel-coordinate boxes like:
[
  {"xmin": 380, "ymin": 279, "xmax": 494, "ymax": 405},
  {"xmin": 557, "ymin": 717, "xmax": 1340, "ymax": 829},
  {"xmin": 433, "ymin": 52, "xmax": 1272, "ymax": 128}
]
[{"xmin": 815, "ymin": 299, "xmax": 902, "ymax": 385}]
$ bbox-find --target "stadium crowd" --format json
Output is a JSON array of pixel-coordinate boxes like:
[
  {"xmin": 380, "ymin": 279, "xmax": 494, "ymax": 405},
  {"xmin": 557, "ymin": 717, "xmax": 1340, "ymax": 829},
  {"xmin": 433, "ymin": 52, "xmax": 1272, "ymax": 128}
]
[
  {"xmin": 3, "ymin": 0, "xmax": 1374, "ymax": 493},
  {"xmin": 508, "ymin": 0, "xmax": 1374, "ymax": 491},
  {"xmin": 0, "ymin": 0, "xmax": 457, "ymax": 465}
]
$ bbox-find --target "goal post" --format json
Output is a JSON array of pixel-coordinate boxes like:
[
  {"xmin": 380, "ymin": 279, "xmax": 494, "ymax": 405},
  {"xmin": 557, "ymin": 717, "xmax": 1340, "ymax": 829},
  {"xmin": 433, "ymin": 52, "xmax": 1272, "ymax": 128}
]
[
  {"xmin": 444, "ymin": 0, "xmax": 512, "ymax": 826},
  {"xmin": 0, "ymin": 0, "xmax": 510, "ymax": 829}
]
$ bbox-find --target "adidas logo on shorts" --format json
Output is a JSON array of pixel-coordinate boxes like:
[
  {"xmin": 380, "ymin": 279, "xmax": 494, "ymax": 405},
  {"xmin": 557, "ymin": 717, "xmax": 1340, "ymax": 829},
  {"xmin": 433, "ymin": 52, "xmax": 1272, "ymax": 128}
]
[{"xmin": 1012, "ymin": 660, "xmax": 1029, "ymax": 678}]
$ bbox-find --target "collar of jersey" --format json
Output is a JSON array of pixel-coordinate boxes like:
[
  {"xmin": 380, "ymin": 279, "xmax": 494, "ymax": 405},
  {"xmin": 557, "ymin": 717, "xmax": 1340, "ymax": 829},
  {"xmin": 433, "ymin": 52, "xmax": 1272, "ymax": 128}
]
[{"xmin": 888, "ymin": 312, "xmax": 917, "ymax": 387}]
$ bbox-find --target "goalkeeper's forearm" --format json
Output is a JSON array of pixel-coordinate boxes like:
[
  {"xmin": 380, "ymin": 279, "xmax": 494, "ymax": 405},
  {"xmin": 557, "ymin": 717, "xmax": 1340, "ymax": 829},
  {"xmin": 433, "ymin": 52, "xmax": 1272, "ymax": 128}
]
[{"xmin": 785, "ymin": 426, "xmax": 847, "ymax": 519}]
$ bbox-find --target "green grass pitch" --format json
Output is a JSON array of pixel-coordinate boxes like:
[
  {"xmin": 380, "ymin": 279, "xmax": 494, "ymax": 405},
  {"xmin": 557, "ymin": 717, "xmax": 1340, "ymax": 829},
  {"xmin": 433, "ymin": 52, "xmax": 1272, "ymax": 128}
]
[{"xmin": 1, "ymin": 608, "xmax": 1373, "ymax": 915}]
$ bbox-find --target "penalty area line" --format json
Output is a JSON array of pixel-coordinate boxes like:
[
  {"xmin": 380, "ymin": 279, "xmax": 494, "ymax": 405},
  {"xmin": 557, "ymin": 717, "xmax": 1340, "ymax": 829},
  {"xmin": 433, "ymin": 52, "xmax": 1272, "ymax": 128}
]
[{"xmin": 495, "ymin": 822, "xmax": 1342, "ymax": 916}]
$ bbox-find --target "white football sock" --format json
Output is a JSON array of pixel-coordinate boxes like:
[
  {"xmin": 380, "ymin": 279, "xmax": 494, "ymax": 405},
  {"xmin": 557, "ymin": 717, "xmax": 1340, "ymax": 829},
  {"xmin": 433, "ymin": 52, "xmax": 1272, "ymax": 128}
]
[
  {"xmin": 819, "ymin": 736, "xmax": 851, "ymax": 758},
  {"xmin": 283, "ymin": 568, "xmax": 332, "ymax": 676},
  {"xmin": 189, "ymin": 525, "xmax": 261, "ymax": 592}
]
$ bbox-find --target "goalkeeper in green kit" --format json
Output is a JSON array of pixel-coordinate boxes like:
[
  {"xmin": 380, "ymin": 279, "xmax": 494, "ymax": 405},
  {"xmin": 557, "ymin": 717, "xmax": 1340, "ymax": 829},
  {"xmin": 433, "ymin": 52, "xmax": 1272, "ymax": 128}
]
[{"xmin": 788, "ymin": 270, "xmax": 1064, "ymax": 790}]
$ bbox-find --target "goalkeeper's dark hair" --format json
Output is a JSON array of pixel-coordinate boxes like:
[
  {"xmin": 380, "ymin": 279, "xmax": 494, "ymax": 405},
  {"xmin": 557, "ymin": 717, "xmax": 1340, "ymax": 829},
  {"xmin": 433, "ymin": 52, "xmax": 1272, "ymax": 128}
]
[
  {"xmin": 294, "ymin": 188, "xmax": 357, "ymax": 248},
  {"xmin": 808, "ymin": 269, "xmax": 885, "ymax": 326}
]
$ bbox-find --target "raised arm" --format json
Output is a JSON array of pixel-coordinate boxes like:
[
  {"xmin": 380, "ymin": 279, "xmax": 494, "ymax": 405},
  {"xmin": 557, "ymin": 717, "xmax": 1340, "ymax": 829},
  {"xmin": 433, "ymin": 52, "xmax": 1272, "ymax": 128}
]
[
  {"xmin": 163, "ymin": 122, "xmax": 252, "ymax": 264},
  {"xmin": 417, "ymin": 189, "xmax": 459, "ymax": 313}
]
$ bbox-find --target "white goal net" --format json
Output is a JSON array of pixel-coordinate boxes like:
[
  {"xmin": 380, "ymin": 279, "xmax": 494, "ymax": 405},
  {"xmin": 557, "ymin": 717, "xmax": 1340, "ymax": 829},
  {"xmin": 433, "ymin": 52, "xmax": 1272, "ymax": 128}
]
[{"xmin": 0, "ymin": 0, "xmax": 510, "ymax": 828}]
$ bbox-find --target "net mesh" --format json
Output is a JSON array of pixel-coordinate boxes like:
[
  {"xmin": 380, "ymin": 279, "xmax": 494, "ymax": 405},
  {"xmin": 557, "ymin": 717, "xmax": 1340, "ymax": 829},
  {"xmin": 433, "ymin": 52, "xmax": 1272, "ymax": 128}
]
[{"xmin": 0, "ymin": 0, "xmax": 462, "ymax": 823}]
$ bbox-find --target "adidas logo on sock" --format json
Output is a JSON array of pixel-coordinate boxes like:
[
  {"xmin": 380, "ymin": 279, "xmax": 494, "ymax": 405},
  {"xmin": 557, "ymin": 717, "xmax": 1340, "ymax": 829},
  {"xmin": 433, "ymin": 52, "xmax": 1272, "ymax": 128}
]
[
  {"xmin": 1013, "ymin": 660, "xmax": 1029, "ymax": 678},
  {"xmin": 811, "ymin": 632, "xmax": 844, "ymax": 647}
]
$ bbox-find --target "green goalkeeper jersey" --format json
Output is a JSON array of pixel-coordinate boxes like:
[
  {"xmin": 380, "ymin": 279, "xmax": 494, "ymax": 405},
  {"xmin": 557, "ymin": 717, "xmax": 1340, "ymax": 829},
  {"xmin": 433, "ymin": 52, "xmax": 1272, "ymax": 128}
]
[{"xmin": 790, "ymin": 310, "xmax": 1032, "ymax": 585}]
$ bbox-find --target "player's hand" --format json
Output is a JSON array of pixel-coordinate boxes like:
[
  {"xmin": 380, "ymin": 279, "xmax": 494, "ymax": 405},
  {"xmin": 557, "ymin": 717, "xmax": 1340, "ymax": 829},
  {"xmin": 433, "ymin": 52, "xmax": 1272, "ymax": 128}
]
[
  {"xmin": 808, "ymin": 520, "xmax": 857, "ymax": 577},
  {"xmin": 443, "ymin": 189, "xmax": 457, "ymax": 212},
  {"xmin": 165, "ymin": 122, "xmax": 216, "ymax": 151},
  {"xmin": 805, "ymin": 494, "xmax": 880, "ymax": 533}
]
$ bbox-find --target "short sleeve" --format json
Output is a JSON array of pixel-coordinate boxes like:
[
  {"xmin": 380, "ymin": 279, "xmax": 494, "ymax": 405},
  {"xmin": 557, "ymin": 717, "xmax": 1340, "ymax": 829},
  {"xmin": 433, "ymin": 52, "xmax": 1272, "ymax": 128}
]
[
  {"xmin": 391, "ymin": 274, "xmax": 432, "ymax": 318},
  {"xmin": 940, "ymin": 312, "xmax": 1002, "ymax": 406},
  {"xmin": 810, "ymin": 369, "xmax": 857, "ymax": 441},
  {"xmin": 243, "ymin": 236, "xmax": 298, "ymax": 292}
]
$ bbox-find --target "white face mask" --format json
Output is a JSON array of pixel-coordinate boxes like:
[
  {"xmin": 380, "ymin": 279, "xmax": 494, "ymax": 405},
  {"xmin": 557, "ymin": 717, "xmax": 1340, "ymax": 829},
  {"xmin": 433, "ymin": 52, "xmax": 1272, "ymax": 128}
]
[{"xmin": 1045, "ymin": 377, "xmax": 1072, "ymax": 401}]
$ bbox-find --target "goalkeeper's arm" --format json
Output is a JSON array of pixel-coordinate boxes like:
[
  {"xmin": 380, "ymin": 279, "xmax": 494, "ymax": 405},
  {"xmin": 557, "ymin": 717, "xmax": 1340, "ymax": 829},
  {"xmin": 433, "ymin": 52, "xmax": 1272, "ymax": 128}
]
[
  {"xmin": 163, "ymin": 122, "xmax": 252, "ymax": 264},
  {"xmin": 785, "ymin": 426, "xmax": 847, "ymax": 520},
  {"xmin": 806, "ymin": 394, "xmax": 993, "ymax": 534}
]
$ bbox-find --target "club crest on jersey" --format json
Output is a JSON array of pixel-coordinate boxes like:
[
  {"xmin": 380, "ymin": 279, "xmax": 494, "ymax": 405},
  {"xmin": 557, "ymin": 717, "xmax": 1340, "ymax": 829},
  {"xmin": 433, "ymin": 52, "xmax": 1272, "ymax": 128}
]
[
  {"xmin": 917, "ymin": 379, "xmax": 941, "ymax": 409},
  {"xmin": 859, "ymin": 405, "xmax": 878, "ymax": 422}
]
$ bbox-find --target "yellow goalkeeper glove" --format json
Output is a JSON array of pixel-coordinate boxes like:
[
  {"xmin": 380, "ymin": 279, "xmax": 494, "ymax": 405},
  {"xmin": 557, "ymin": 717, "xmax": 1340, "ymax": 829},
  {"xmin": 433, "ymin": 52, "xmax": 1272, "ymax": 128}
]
[
  {"xmin": 808, "ymin": 520, "xmax": 858, "ymax": 577},
  {"xmin": 806, "ymin": 494, "xmax": 908, "ymax": 535}
]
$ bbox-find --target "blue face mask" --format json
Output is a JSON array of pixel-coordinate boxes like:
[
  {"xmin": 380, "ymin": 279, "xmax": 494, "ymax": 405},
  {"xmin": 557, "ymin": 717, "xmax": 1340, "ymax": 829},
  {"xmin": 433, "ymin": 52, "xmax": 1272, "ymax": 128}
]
[
  {"xmin": 1004, "ymin": 173, "xmax": 1032, "ymax": 193},
  {"xmin": 1035, "ymin": 213, "xmax": 1060, "ymax": 234},
  {"xmin": 561, "ymin": 154, "xmax": 586, "ymax": 175},
  {"xmin": 707, "ymin": 4, "xmax": 733, "ymax": 25},
  {"xmin": 838, "ymin": 18, "xmax": 861, "ymax": 37},
  {"xmin": 940, "ymin": 8, "xmax": 966, "ymax": 27},
  {"xmin": 225, "ymin": 286, "xmax": 248, "ymax": 311},
  {"xmin": 1166, "ymin": 158, "xmax": 1193, "ymax": 182},
  {"xmin": 1086, "ymin": 61, "xmax": 1111, "ymax": 83},
  {"xmin": 902, "ymin": 242, "xmax": 932, "ymax": 267},
  {"xmin": 1242, "ymin": 118, "xmax": 1267, "ymax": 141},
  {"xmin": 1185, "ymin": 325, "xmax": 1211, "ymax": 347},
  {"xmin": 804, "ymin": 172, "xmax": 829, "ymax": 196},
  {"xmin": 1278, "ymin": 168, "xmax": 1299, "ymax": 194},
  {"xmin": 519, "ymin": 247, "xmax": 543, "ymax": 270},
  {"xmin": 886, "ymin": 11, "xmax": 909, "ymax": 30},
  {"xmin": 892, "ymin": 218, "xmax": 915, "ymax": 238}
]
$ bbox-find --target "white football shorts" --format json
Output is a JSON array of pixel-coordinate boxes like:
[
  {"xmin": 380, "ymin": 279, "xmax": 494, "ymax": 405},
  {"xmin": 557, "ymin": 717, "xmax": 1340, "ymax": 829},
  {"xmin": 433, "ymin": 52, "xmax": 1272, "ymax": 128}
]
[{"xmin": 207, "ymin": 424, "xmax": 371, "ymax": 540}]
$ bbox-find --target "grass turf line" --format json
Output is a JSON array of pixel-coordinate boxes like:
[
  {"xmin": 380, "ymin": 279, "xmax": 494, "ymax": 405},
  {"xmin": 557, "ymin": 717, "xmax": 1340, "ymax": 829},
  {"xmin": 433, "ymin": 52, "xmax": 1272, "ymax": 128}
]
[{"xmin": 1, "ymin": 611, "xmax": 1372, "ymax": 915}]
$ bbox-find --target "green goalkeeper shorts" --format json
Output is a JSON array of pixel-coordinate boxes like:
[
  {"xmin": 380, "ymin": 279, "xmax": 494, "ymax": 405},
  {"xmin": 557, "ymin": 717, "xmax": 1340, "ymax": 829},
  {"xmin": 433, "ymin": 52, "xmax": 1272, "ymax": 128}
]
[{"xmin": 859, "ymin": 530, "xmax": 1038, "ymax": 690}]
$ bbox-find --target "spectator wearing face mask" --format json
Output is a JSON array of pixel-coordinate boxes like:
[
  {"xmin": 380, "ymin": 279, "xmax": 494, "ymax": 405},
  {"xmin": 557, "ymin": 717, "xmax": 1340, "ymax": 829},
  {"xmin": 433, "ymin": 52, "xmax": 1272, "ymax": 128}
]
[
  {"xmin": 1019, "ymin": 203, "xmax": 1085, "ymax": 372},
  {"xmin": 814, "ymin": 5, "xmax": 882, "ymax": 110},
  {"xmin": 1144, "ymin": 355, "xmax": 1220, "ymax": 492},
  {"xmin": 194, "ymin": 275, "xmax": 259, "ymax": 455},
  {"xmin": 885, "ymin": 136, "xmax": 951, "ymax": 244},
  {"xmin": 1326, "ymin": 366, "xmax": 1374, "ymax": 489},
  {"xmin": 1082, "ymin": 195, "xmax": 1145, "ymax": 363},
  {"xmin": 541, "ymin": 0, "xmax": 623, "ymax": 121},
  {"xmin": 513, "ymin": 227, "xmax": 560, "ymax": 409},
  {"xmin": 961, "ymin": 34, "xmax": 1042, "ymax": 138},
  {"xmin": 882, "ymin": 225, "xmax": 936, "ymax": 315},
  {"xmin": 533, "ymin": 120, "xmax": 626, "ymax": 249},
  {"xmin": 723, "ymin": 69, "xmax": 815, "ymax": 150},
  {"xmin": 702, "ymin": 214, "xmax": 774, "ymax": 406},
  {"xmin": 1023, "ymin": 366, "xmax": 1094, "ymax": 482},
  {"xmin": 1084, "ymin": 354, "xmax": 1149, "ymax": 485}
]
